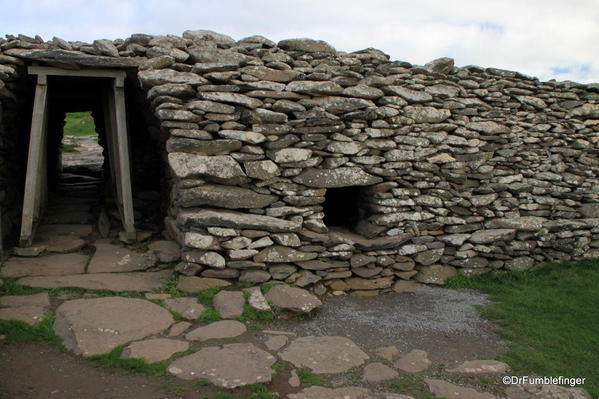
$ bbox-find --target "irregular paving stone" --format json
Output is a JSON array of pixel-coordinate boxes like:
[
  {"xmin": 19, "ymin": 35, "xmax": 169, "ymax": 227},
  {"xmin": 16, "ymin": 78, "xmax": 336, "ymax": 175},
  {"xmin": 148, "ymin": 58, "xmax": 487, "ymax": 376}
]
[
  {"xmin": 246, "ymin": 286, "xmax": 272, "ymax": 312},
  {"xmin": 163, "ymin": 298, "xmax": 206, "ymax": 320},
  {"xmin": 293, "ymin": 167, "xmax": 382, "ymax": 188},
  {"xmin": 425, "ymin": 379, "xmax": 496, "ymax": 399},
  {"xmin": 280, "ymin": 336, "xmax": 369, "ymax": 374},
  {"xmin": 395, "ymin": 349, "xmax": 431, "ymax": 373},
  {"xmin": 264, "ymin": 335, "xmax": 288, "ymax": 351},
  {"xmin": 446, "ymin": 360, "xmax": 510, "ymax": 374},
  {"xmin": 213, "ymin": 290, "xmax": 245, "ymax": 319},
  {"xmin": 505, "ymin": 383, "xmax": 592, "ymax": 399},
  {"xmin": 363, "ymin": 362, "xmax": 399, "ymax": 383},
  {"xmin": 168, "ymin": 343, "xmax": 276, "ymax": 388},
  {"xmin": 12, "ymin": 245, "xmax": 46, "ymax": 257},
  {"xmin": 168, "ymin": 321, "xmax": 192, "ymax": 337},
  {"xmin": 122, "ymin": 338, "xmax": 189, "ymax": 363},
  {"xmin": 1, "ymin": 254, "xmax": 88, "ymax": 278},
  {"xmin": 264, "ymin": 285, "xmax": 322, "ymax": 313},
  {"xmin": 0, "ymin": 306, "xmax": 46, "ymax": 326},
  {"xmin": 148, "ymin": 240, "xmax": 181, "ymax": 262},
  {"xmin": 185, "ymin": 320, "xmax": 247, "ymax": 341},
  {"xmin": 176, "ymin": 277, "xmax": 231, "ymax": 294},
  {"xmin": 374, "ymin": 346, "xmax": 400, "ymax": 362},
  {"xmin": 0, "ymin": 292, "xmax": 50, "ymax": 307},
  {"xmin": 54, "ymin": 297, "xmax": 174, "ymax": 356},
  {"xmin": 288, "ymin": 369, "xmax": 301, "ymax": 388},
  {"xmin": 37, "ymin": 224, "xmax": 93, "ymax": 238},
  {"xmin": 87, "ymin": 243, "xmax": 157, "ymax": 273},
  {"xmin": 17, "ymin": 271, "xmax": 172, "ymax": 292},
  {"xmin": 35, "ymin": 234, "xmax": 86, "ymax": 253}
]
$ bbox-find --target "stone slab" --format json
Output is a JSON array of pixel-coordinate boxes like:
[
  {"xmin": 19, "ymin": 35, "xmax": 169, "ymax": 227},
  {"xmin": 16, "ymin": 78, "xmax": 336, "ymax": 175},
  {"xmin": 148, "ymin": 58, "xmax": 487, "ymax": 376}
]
[
  {"xmin": 0, "ymin": 305, "xmax": 46, "ymax": 326},
  {"xmin": 122, "ymin": 338, "xmax": 189, "ymax": 363},
  {"xmin": 213, "ymin": 290, "xmax": 245, "ymax": 319},
  {"xmin": 395, "ymin": 349, "xmax": 431, "ymax": 373},
  {"xmin": 176, "ymin": 276, "xmax": 231, "ymax": 294},
  {"xmin": 16, "ymin": 271, "xmax": 173, "ymax": 292},
  {"xmin": 185, "ymin": 320, "xmax": 247, "ymax": 341},
  {"xmin": 280, "ymin": 336, "xmax": 369, "ymax": 374},
  {"xmin": 425, "ymin": 379, "xmax": 496, "ymax": 399},
  {"xmin": 54, "ymin": 297, "xmax": 174, "ymax": 356},
  {"xmin": 163, "ymin": 297, "xmax": 206, "ymax": 320},
  {"xmin": 287, "ymin": 386, "xmax": 372, "ymax": 399},
  {"xmin": 168, "ymin": 343, "xmax": 276, "ymax": 388},
  {"xmin": 1, "ymin": 254, "xmax": 88, "ymax": 278},
  {"xmin": 87, "ymin": 243, "xmax": 157, "ymax": 273},
  {"xmin": 264, "ymin": 285, "xmax": 322, "ymax": 313},
  {"xmin": 0, "ymin": 293, "xmax": 50, "ymax": 307}
]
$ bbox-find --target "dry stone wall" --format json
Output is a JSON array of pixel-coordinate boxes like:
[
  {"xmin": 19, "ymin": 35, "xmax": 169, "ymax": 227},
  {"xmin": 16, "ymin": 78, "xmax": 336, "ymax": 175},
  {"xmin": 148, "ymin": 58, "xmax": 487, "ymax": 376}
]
[{"xmin": 0, "ymin": 31, "xmax": 598, "ymax": 292}]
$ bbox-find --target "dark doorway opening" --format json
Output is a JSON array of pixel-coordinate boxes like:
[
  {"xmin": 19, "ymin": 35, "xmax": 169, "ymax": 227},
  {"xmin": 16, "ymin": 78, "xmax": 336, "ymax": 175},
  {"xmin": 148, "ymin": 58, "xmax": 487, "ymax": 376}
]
[{"xmin": 322, "ymin": 186, "xmax": 364, "ymax": 231}]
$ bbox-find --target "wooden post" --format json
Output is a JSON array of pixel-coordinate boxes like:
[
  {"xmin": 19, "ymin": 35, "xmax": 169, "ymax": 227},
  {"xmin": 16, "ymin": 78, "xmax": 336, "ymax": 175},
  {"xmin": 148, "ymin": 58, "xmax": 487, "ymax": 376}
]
[
  {"xmin": 20, "ymin": 74, "xmax": 48, "ymax": 246},
  {"xmin": 112, "ymin": 77, "xmax": 136, "ymax": 239}
]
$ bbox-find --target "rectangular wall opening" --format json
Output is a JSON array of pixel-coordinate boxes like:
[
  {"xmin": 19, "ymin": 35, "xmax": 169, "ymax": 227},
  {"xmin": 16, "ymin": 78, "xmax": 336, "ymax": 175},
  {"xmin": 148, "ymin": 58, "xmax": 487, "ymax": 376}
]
[{"xmin": 323, "ymin": 186, "xmax": 365, "ymax": 232}]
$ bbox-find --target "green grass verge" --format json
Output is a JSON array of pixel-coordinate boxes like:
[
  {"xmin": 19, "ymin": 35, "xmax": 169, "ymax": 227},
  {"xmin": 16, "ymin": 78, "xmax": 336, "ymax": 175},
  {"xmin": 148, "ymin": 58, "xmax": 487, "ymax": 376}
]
[
  {"xmin": 236, "ymin": 304, "xmax": 274, "ymax": 323},
  {"xmin": 197, "ymin": 287, "xmax": 222, "ymax": 307},
  {"xmin": 89, "ymin": 346, "xmax": 169, "ymax": 376},
  {"xmin": 198, "ymin": 309, "xmax": 221, "ymax": 324},
  {"xmin": 388, "ymin": 373, "xmax": 440, "ymax": 399},
  {"xmin": 0, "ymin": 315, "xmax": 62, "ymax": 346},
  {"xmin": 63, "ymin": 111, "xmax": 97, "ymax": 136},
  {"xmin": 445, "ymin": 259, "xmax": 599, "ymax": 398},
  {"xmin": 297, "ymin": 369, "xmax": 323, "ymax": 387}
]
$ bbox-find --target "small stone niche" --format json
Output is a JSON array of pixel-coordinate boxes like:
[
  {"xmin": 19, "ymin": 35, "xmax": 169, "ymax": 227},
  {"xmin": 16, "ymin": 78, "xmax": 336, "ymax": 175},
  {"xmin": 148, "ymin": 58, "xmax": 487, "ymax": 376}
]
[{"xmin": 322, "ymin": 186, "xmax": 366, "ymax": 232}]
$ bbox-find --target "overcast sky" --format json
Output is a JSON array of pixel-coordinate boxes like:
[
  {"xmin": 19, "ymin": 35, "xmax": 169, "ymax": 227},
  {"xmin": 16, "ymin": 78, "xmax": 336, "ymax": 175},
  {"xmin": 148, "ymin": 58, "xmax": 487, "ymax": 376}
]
[{"xmin": 1, "ymin": 0, "xmax": 598, "ymax": 83}]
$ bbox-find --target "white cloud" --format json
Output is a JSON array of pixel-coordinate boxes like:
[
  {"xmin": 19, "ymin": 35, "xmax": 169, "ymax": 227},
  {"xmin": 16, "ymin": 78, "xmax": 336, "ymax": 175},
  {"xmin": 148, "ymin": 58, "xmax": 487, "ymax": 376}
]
[{"xmin": 1, "ymin": 0, "xmax": 597, "ymax": 82}]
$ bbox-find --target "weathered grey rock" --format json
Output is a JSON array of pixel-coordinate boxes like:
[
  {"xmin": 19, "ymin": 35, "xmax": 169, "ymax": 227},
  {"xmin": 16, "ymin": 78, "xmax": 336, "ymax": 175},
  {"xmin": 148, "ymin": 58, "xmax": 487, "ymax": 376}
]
[
  {"xmin": 342, "ymin": 85, "xmax": 384, "ymax": 99},
  {"xmin": 264, "ymin": 285, "xmax": 322, "ymax": 313},
  {"xmin": 168, "ymin": 321, "xmax": 192, "ymax": 337},
  {"xmin": 168, "ymin": 153, "xmax": 249, "ymax": 184},
  {"xmin": 213, "ymin": 290, "xmax": 245, "ymax": 319},
  {"xmin": 183, "ymin": 29, "xmax": 236, "ymax": 47},
  {"xmin": 122, "ymin": 338, "xmax": 189, "ymax": 363},
  {"xmin": 16, "ymin": 271, "xmax": 172, "ymax": 292},
  {"xmin": 198, "ymin": 91, "xmax": 262, "ymax": 108},
  {"xmin": 345, "ymin": 277, "xmax": 393, "ymax": 290},
  {"xmin": 35, "ymin": 234, "xmax": 86, "ymax": 253},
  {"xmin": 54, "ymin": 297, "xmax": 174, "ymax": 356},
  {"xmin": 505, "ymin": 256, "xmax": 535, "ymax": 271},
  {"xmin": 185, "ymin": 320, "xmax": 247, "ymax": 341},
  {"xmin": 395, "ymin": 349, "xmax": 431, "ymax": 373},
  {"xmin": 244, "ymin": 160, "xmax": 280, "ymax": 179},
  {"xmin": 264, "ymin": 335, "xmax": 288, "ymax": 351},
  {"xmin": 148, "ymin": 240, "xmax": 181, "ymax": 262},
  {"xmin": 0, "ymin": 292, "xmax": 50, "ymax": 307},
  {"xmin": 374, "ymin": 346, "xmax": 400, "ymax": 362},
  {"xmin": 425, "ymin": 379, "xmax": 496, "ymax": 399},
  {"xmin": 469, "ymin": 229, "xmax": 516, "ymax": 244},
  {"xmin": 467, "ymin": 121, "xmax": 510, "ymax": 135},
  {"xmin": 138, "ymin": 69, "xmax": 207, "ymax": 86},
  {"xmin": 5, "ymin": 48, "xmax": 141, "ymax": 68},
  {"xmin": 386, "ymin": 86, "xmax": 432, "ymax": 103},
  {"xmin": 424, "ymin": 57, "xmax": 455, "ymax": 74},
  {"xmin": 267, "ymin": 148, "xmax": 312, "ymax": 163},
  {"xmin": 404, "ymin": 106, "xmax": 451, "ymax": 123},
  {"xmin": 579, "ymin": 204, "xmax": 599, "ymax": 218},
  {"xmin": 167, "ymin": 138, "xmax": 242, "ymax": 155},
  {"xmin": 176, "ymin": 277, "xmax": 231, "ymax": 294},
  {"xmin": 1, "ymin": 254, "xmax": 88, "ymax": 277},
  {"xmin": 363, "ymin": 362, "xmax": 399, "ymax": 383},
  {"xmin": 447, "ymin": 360, "xmax": 510, "ymax": 374},
  {"xmin": 246, "ymin": 286, "xmax": 271, "ymax": 311},
  {"xmin": 178, "ymin": 184, "xmax": 277, "ymax": 209},
  {"xmin": 415, "ymin": 248, "xmax": 444, "ymax": 265},
  {"xmin": 293, "ymin": 167, "xmax": 382, "ymax": 188},
  {"xmin": 240, "ymin": 270, "xmax": 271, "ymax": 283},
  {"xmin": 178, "ymin": 209, "xmax": 301, "ymax": 232},
  {"xmin": 286, "ymin": 80, "xmax": 343, "ymax": 95},
  {"xmin": 254, "ymin": 246, "xmax": 318, "ymax": 263},
  {"xmin": 0, "ymin": 306, "xmax": 46, "ymax": 326},
  {"xmin": 278, "ymin": 38, "xmax": 336, "ymax": 53},
  {"xmin": 93, "ymin": 39, "xmax": 119, "ymax": 57},
  {"xmin": 280, "ymin": 336, "xmax": 369, "ymax": 374},
  {"xmin": 164, "ymin": 297, "xmax": 206, "ymax": 320},
  {"xmin": 287, "ymin": 386, "xmax": 372, "ymax": 399},
  {"xmin": 486, "ymin": 217, "xmax": 546, "ymax": 231},
  {"xmin": 88, "ymin": 243, "xmax": 157, "ymax": 273},
  {"xmin": 168, "ymin": 343, "xmax": 276, "ymax": 388},
  {"xmin": 242, "ymin": 65, "xmax": 301, "ymax": 82},
  {"xmin": 183, "ymin": 233, "xmax": 219, "ymax": 250},
  {"xmin": 415, "ymin": 265, "xmax": 456, "ymax": 285},
  {"xmin": 296, "ymin": 259, "xmax": 348, "ymax": 271}
]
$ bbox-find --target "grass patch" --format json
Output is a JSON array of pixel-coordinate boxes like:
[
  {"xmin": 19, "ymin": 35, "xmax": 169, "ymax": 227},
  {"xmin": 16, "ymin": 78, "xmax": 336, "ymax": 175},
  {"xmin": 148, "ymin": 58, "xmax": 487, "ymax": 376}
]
[
  {"xmin": 61, "ymin": 143, "xmax": 77, "ymax": 152},
  {"xmin": 297, "ymin": 369, "xmax": 323, "ymax": 387},
  {"xmin": 234, "ymin": 281, "xmax": 255, "ymax": 289},
  {"xmin": 198, "ymin": 309, "xmax": 221, "ymax": 324},
  {"xmin": 0, "ymin": 315, "xmax": 62, "ymax": 346},
  {"xmin": 89, "ymin": 346, "xmax": 168, "ymax": 376},
  {"xmin": 0, "ymin": 279, "xmax": 44, "ymax": 296},
  {"xmin": 63, "ymin": 111, "xmax": 97, "ymax": 136},
  {"xmin": 445, "ymin": 259, "xmax": 599, "ymax": 397},
  {"xmin": 157, "ymin": 278, "xmax": 185, "ymax": 298},
  {"xmin": 388, "ymin": 374, "xmax": 438, "ymax": 399},
  {"xmin": 236, "ymin": 304, "xmax": 274, "ymax": 323},
  {"xmin": 197, "ymin": 287, "xmax": 221, "ymax": 307},
  {"xmin": 194, "ymin": 378, "xmax": 212, "ymax": 387},
  {"xmin": 259, "ymin": 283, "xmax": 276, "ymax": 294}
]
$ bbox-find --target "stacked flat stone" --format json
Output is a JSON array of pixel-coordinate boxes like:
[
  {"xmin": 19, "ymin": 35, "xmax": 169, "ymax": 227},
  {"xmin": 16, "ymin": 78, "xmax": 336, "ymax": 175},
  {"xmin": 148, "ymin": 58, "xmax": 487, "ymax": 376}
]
[{"xmin": 0, "ymin": 30, "xmax": 598, "ymax": 291}]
